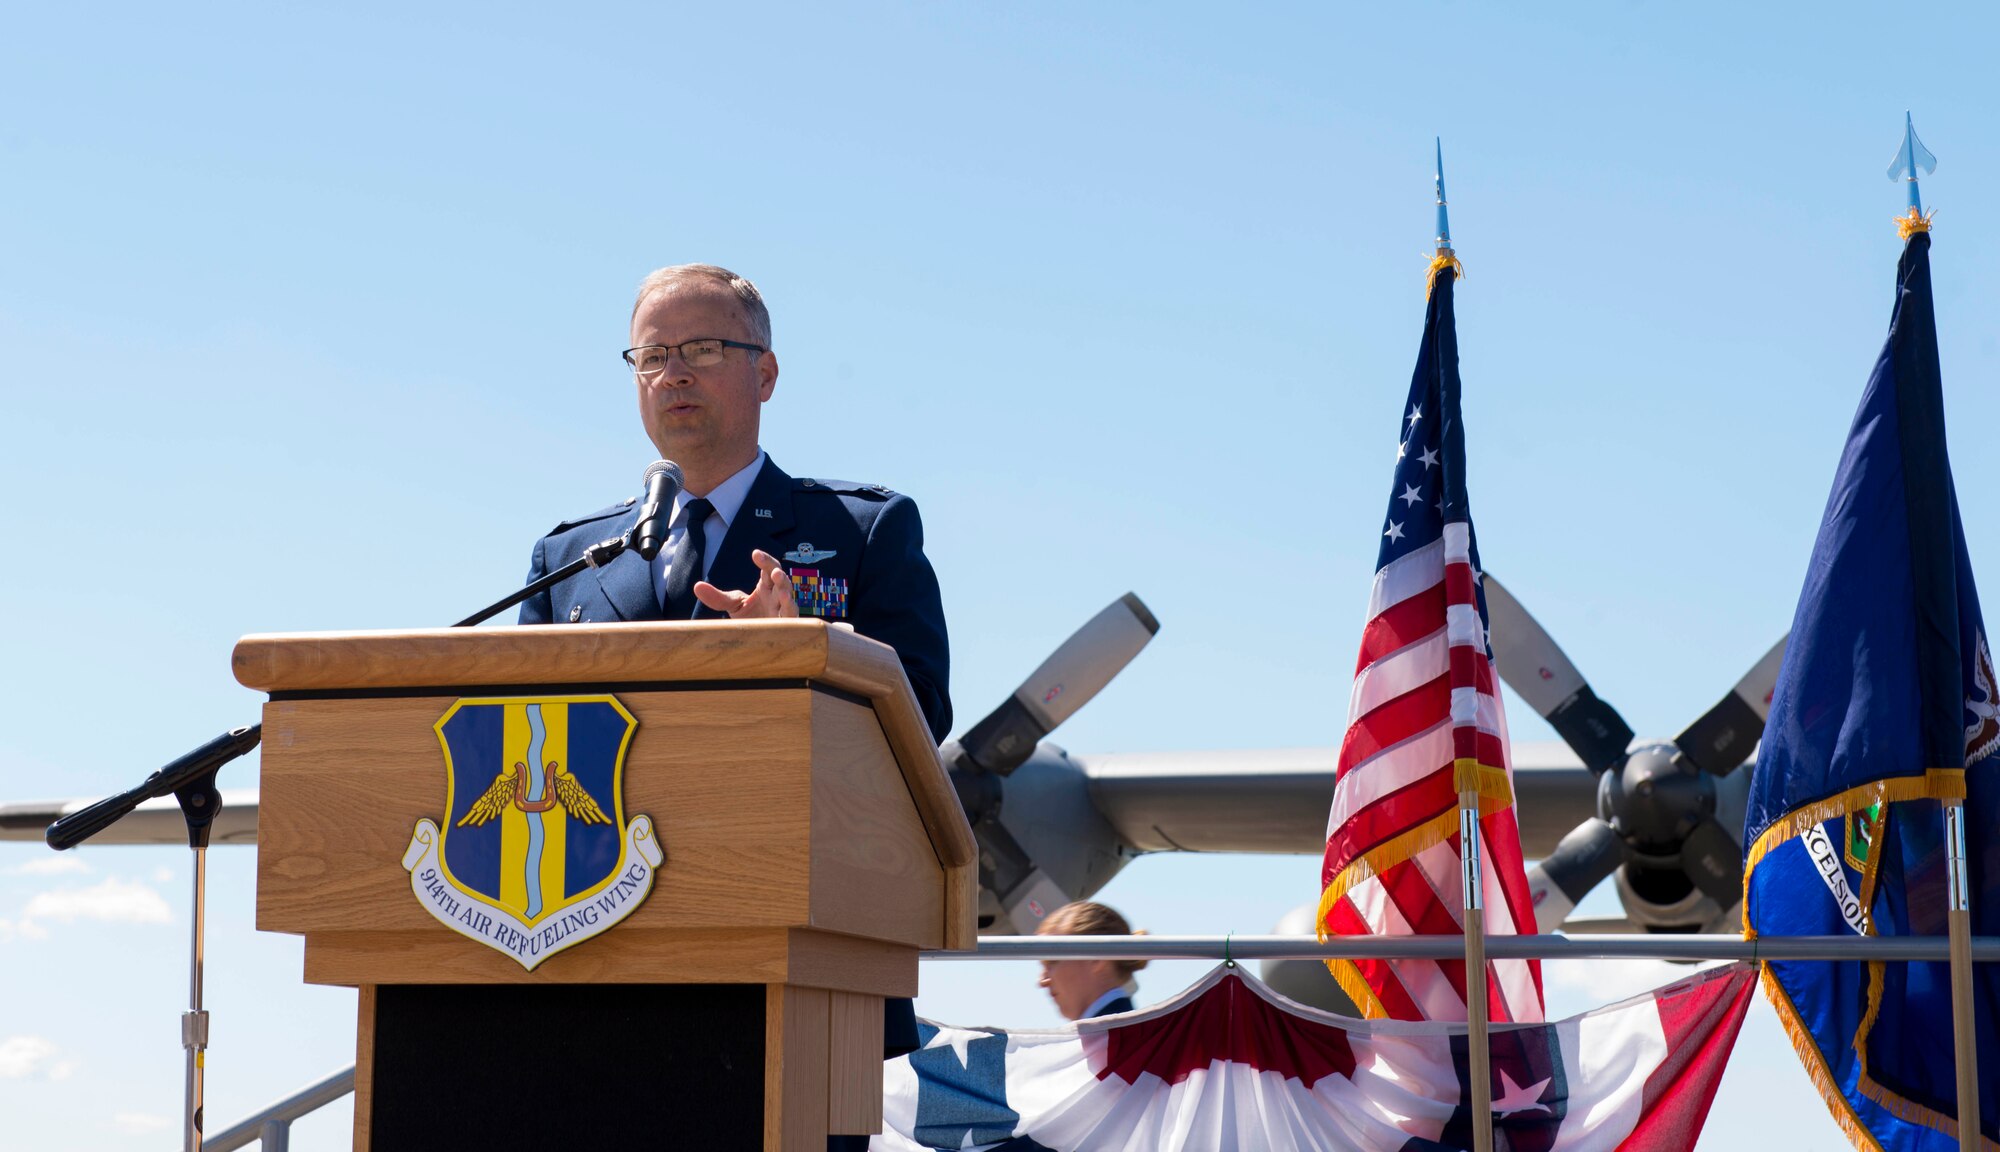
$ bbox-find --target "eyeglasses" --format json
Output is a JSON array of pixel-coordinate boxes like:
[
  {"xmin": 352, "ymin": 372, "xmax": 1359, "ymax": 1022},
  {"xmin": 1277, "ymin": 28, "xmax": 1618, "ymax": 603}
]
[{"xmin": 622, "ymin": 338, "xmax": 766, "ymax": 378}]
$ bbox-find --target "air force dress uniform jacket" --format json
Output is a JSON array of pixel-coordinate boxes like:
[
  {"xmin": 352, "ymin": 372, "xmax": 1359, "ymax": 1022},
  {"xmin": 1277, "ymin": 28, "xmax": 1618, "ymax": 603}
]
[
  {"xmin": 519, "ymin": 457, "xmax": 950, "ymax": 1067},
  {"xmin": 517, "ymin": 453, "xmax": 953, "ymax": 744}
]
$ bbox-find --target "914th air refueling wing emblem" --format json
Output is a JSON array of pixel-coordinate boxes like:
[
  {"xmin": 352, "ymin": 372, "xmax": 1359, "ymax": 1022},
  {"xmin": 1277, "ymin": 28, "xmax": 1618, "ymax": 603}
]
[{"xmin": 400, "ymin": 695, "xmax": 661, "ymax": 970}]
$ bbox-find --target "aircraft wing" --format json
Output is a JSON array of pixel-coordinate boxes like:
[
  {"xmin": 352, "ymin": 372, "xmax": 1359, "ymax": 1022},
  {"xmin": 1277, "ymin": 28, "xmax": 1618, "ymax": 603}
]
[
  {"xmin": 1079, "ymin": 740, "xmax": 1593, "ymax": 859},
  {"xmin": 1, "ymin": 743, "xmax": 1596, "ymax": 858},
  {"xmin": 0, "ymin": 789, "xmax": 261, "ymax": 846}
]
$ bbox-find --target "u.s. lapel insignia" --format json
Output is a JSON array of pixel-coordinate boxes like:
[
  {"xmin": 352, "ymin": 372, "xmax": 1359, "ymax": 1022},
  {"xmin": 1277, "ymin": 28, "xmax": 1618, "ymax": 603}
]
[
  {"xmin": 754, "ymin": 507, "xmax": 773, "ymax": 519},
  {"xmin": 784, "ymin": 542, "xmax": 837, "ymax": 564},
  {"xmin": 788, "ymin": 568, "xmax": 850, "ymax": 619},
  {"xmin": 401, "ymin": 695, "xmax": 661, "ymax": 970}
]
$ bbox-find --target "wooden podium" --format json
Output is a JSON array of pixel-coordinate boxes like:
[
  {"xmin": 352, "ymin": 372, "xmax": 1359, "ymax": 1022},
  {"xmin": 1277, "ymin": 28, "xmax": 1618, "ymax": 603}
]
[{"xmin": 233, "ymin": 620, "xmax": 976, "ymax": 1151}]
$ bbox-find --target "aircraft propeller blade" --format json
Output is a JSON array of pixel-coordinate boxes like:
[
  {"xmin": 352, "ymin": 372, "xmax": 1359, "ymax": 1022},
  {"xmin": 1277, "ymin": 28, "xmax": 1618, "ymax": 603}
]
[
  {"xmin": 1482, "ymin": 574, "xmax": 1635, "ymax": 775},
  {"xmin": 1671, "ymin": 636, "xmax": 1788, "ymax": 776},
  {"xmin": 1677, "ymin": 816, "xmax": 1746, "ymax": 908},
  {"xmin": 1490, "ymin": 576, "xmax": 1777, "ymax": 933},
  {"xmin": 952, "ymin": 593, "xmax": 1159, "ymax": 777},
  {"xmin": 945, "ymin": 593, "xmax": 1160, "ymax": 932},
  {"xmin": 1525, "ymin": 817, "xmax": 1625, "ymax": 933}
]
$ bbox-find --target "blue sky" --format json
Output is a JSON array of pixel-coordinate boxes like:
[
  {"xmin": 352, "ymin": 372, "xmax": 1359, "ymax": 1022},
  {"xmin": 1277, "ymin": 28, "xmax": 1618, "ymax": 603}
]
[{"xmin": 5, "ymin": 2, "xmax": 1999, "ymax": 1146}]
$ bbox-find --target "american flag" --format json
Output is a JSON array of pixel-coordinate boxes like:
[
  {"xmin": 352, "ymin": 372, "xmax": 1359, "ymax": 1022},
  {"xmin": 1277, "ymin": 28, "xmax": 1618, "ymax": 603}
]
[{"xmin": 1318, "ymin": 267, "xmax": 1544, "ymax": 1024}]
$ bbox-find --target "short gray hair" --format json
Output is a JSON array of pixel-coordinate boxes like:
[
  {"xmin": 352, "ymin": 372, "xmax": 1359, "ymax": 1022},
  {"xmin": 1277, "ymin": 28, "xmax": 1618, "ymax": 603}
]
[{"xmin": 631, "ymin": 264, "xmax": 772, "ymax": 349}]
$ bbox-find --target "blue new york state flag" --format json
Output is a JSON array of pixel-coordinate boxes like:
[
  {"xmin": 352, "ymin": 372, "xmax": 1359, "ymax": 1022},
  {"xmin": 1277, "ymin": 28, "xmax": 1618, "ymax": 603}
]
[{"xmin": 1743, "ymin": 229, "xmax": 2000, "ymax": 1150}]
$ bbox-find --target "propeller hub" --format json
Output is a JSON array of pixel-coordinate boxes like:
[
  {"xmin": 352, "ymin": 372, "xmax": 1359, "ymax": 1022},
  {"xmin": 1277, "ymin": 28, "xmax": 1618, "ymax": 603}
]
[{"xmin": 1599, "ymin": 742, "xmax": 1717, "ymax": 854}]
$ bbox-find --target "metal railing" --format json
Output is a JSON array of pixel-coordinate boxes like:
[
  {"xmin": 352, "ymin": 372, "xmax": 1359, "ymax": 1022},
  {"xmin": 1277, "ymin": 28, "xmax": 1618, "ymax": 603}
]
[
  {"xmin": 927, "ymin": 932, "xmax": 2000, "ymax": 962},
  {"xmin": 200, "ymin": 1066, "xmax": 353, "ymax": 1152},
  {"xmin": 197, "ymin": 933, "xmax": 1999, "ymax": 1147}
]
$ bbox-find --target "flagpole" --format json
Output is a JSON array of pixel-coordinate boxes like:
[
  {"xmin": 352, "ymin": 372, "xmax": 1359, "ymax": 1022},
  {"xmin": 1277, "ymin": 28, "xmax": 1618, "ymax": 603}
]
[
  {"xmin": 1944, "ymin": 797, "xmax": 1980, "ymax": 1152},
  {"xmin": 1891, "ymin": 117, "xmax": 1980, "ymax": 1150},
  {"xmin": 1435, "ymin": 137, "xmax": 1495, "ymax": 1152},
  {"xmin": 1460, "ymin": 801, "xmax": 1495, "ymax": 1152}
]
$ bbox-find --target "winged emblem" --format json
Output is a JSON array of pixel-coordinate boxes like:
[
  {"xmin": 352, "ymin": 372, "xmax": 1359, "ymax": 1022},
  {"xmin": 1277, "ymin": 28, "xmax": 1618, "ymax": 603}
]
[
  {"xmin": 412, "ymin": 696, "xmax": 652, "ymax": 968},
  {"xmin": 458, "ymin": 760, "xmax": 612, "ymax": 827}
]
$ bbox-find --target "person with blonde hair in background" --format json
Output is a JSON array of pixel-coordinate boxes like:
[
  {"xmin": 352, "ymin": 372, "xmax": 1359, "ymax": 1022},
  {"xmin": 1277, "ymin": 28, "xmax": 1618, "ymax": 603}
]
[{"xmin": 1035, "ymin": 902, "xmax": 1147, "ymax": 1020}]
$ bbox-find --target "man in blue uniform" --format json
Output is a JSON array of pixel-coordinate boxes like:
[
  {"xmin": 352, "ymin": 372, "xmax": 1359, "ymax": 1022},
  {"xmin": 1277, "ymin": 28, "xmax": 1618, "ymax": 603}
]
[
  {"xmin": 517, "ymin": 263, "xmax": 950, "ymax": 742},
  {"xmin": 517, "ymin": 267, "xmax": 948, "ymax": 1132}
]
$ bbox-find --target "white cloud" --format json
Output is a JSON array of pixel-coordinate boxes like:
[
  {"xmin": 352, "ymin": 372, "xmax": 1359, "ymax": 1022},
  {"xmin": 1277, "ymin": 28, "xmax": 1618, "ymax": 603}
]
[
  {"xmin": 49, "ymin": 1059, "xmax": 78, "ymax": 1081},
  {"xmin": 3, "ymin": 856, "xmax": 91, "ymax": 877},
  {"xmin": 21, "ymin": 877, "xmax": 172, "ymax": 926},
  {"xmin": 112, "ymin": 1113, "xmax": 173, "ymax": 1134},
  {"xmin": 152, "ymin": 866, "xmax": 173, "ymax": 884},
  {"xmin": 0, "ymin": 1036, "xmax": 57, "ymax": 1079},
  {"xmin": 0, "ymin": 918, "xmax": 50, "ymax": 942}
]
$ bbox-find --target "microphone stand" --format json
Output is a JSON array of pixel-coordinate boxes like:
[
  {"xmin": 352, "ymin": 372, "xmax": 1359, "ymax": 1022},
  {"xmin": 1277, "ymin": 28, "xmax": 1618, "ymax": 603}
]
[
  {"xmin": 44, "ymin": 530, "xmax": 633, "ymax": 1151},
  {"xmin": 177, "ymin": 766, "xmax": 221, "ymax": 1152}
]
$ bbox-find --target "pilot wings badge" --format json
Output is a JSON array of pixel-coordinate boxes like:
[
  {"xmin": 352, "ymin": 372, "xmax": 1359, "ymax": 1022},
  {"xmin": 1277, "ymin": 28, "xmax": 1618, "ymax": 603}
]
[{"xmin": 401, "ymin": 695, "xmax": 660, "ymax": 970}]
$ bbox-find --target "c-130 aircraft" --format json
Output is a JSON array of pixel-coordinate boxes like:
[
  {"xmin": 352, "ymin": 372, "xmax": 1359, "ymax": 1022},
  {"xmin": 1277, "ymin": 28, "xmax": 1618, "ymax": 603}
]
[{"xmin": 0, "ymin": 579, "xmax": 1783, "ymax": 1013}]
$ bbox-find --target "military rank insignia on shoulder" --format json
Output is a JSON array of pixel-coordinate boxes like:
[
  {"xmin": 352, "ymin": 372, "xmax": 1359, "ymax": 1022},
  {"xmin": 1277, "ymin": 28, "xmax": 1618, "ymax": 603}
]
[
  {"xmin": 547, "ymin": 496, "xmax": 637, "ymax": 535},
  {"xmin": 795, "ymin": 477, "xmax": 894, "ymax": 499},
  {"xmin": 788, "ymin": 567, "xmax": 849, "ymax": 618}
]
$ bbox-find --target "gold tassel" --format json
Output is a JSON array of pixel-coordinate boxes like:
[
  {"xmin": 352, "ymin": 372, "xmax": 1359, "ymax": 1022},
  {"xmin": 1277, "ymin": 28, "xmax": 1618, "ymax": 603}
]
[
  {"xmin": 1452, "ymin": 758, "xmax": 1515, "ymax": 806},
  {"xmin": 1426, "ymin": 249, "xmax": 1464, "ymax": 298},
  {"xmin": 1896, "ymin": 207, "xmax": 1937, "ymax": 240}
]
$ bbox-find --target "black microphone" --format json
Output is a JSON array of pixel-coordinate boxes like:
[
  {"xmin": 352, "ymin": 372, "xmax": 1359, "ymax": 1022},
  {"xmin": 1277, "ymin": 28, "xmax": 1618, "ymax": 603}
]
[
  {"xmin": 46, "ymin": 724, "xmax": 263, "ymax": 851},
  {"xmin": 631, "ymin": 459, "xmax": 684, "ymax": 561}
]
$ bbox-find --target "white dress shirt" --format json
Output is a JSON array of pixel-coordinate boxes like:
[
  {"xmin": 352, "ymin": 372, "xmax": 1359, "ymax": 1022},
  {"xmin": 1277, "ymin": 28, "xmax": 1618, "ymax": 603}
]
[{"xmin": 656, "ymin": 450, "xmax": 767, "ymax": 604}]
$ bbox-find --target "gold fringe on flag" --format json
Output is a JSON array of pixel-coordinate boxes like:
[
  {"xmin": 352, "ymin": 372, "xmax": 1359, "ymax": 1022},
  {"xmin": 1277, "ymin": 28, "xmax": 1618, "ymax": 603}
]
[
  {"xmin": 1758, "ymin": 965, "xmax": 1887, "ymax": 1152},
  {"xmin": 1756, "ymin": 893, "xmax": 1996, "ymax": 1151},
  {"xmin": 1896, "ymin": 207, "xmax": 1937, "ymax": 240},
  {"xmin": 1742, "ymin": 766, "xmax": 1989, "ymax": 1151},
  {"xmin": 1426, "ymin": 249, "xmax": 1464, "ymax": 298},
  {"xmin": 1328, "ymin": 956, "xmax": 1392, "ymax": 1020},
  {"xmin": 1315, "ymin": 759, "xmax": 1516, "ymax": 1019},
  {"xmin": 1740, "ymin": 769, "xmax": 1966, "ymax": 890}
]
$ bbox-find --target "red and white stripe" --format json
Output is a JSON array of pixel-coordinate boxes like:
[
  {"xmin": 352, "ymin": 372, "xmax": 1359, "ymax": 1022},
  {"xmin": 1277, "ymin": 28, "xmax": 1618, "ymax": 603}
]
[{"xmin": 1321, "ymin": 521, "xmax": 1545, "ymax": 1023}]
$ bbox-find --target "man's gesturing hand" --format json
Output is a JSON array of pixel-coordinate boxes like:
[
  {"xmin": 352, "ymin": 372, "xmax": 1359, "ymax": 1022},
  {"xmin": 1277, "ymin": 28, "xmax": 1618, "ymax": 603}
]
[{"xmin": 692, "ymin": 549, "xmax": 801, "ymax": 618}]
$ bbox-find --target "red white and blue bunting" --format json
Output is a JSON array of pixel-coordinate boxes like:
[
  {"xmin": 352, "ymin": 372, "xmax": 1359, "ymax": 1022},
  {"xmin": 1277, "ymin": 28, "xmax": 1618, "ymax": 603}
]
[{"xmin": 875, "ymin": 962, "xmax": 1755, "ymax": 1152}]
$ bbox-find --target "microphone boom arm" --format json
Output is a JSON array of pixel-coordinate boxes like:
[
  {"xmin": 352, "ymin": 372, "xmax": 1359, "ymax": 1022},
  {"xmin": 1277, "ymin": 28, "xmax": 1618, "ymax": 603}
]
[
  {"xmin": 47, "ymin": 531, "xmax": 633, "ymax": 850},
  {"xmin": 452, "ymin": 533, "xmax": 630, "ymax": 627}
]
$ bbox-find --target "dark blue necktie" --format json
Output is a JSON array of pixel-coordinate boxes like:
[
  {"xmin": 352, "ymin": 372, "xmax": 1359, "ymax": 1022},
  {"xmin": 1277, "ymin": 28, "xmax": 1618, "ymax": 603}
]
[{"xmin": 660, "ymin": 497, "xmax": 714, "ymax": 620}]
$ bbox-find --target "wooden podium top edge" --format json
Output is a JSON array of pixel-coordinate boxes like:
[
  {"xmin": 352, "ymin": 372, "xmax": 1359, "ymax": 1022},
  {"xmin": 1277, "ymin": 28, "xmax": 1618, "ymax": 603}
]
[
  {"xmin": 233, "ymin": 619, "xmax": 846, "ymax": 693},
  {"xmin": 232, "ymin": 620, "xmax": 977, "ymax": 886}
]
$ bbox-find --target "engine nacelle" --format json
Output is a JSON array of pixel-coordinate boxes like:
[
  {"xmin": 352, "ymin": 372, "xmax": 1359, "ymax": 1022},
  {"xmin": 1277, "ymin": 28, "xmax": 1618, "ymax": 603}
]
[
  {"xmin": 963, "ymin": 742, "xmax": 1142, "ymax": 933},
  {"xmin": 1609, "ymin": 754, "xmax": 1751, "ymax": 934}
]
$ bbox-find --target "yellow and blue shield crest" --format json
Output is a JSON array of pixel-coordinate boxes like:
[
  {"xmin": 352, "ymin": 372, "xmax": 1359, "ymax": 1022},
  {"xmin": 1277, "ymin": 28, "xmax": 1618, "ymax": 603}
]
[{"xmin": 400, "ymin": 695, "xmax": 661, "ymax": 969}]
